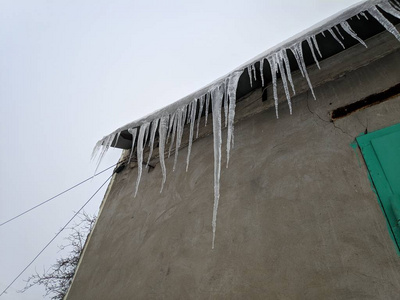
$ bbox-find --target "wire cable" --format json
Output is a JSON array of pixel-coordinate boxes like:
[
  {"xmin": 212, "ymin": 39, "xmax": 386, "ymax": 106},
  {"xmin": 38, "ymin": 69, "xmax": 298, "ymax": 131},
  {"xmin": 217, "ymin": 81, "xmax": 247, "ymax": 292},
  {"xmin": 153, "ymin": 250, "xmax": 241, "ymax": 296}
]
[
  {"xmin": 0, "ymin": 173, "xmax": 114, "ymax": 297},
  {"xmin": 0, "ymin": 159, "xmax": 126, "ymax": 228}
]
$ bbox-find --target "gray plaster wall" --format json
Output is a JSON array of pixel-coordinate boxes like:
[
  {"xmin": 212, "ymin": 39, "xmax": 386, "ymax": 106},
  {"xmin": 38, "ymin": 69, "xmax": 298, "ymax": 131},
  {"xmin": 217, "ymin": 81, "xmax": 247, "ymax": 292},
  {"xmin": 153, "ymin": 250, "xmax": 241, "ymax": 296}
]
[{"xmin": 67, "ymin": 38, "xmax": 400, "ymax": 299}]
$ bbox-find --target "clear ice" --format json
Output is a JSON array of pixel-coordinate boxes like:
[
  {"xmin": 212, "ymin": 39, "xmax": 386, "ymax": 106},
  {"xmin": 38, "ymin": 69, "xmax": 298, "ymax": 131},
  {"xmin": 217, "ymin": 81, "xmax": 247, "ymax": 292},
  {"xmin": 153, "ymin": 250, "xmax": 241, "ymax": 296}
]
[
  {"xmin": 211, "ymin": 85, "xmax": 224, "ymax": 249},
  {"xmin": 135, "ymin": 122, "xmax": 149, "ymax": 197},
  {"xmin": 186, "ymin": 99, "xmax": 197, "ymax": 171},
  {"xmin": 340, "ymin": 21, "xmax": 368, "ymax": 48},
  {"xmin": 226, "ymin": 71, "xmax": 243, "ymax": 167},
  {"xmin": 369, "ymin": 4, "xmax": 400, "ymax": 41},
  {"xmin": 196, "ymin": 95, "xmax": 205, "ymax": 138},
  {"xmin": 127, "ymin": 128, "xmax": 137, "ymax": 164},
  {"xmin": 158, "ymin": 115, "xmax": 169, "ymax": 192},
  {"xmin": 146, "ymin": 118, "xmax": 159, "ymax": 167}
]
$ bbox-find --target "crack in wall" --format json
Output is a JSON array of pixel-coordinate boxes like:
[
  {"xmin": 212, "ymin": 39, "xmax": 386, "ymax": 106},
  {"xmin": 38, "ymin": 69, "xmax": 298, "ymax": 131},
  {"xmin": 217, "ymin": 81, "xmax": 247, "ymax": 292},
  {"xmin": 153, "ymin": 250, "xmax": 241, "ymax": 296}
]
[{"xmin": 305, "ymin": 95, "xmax": 355, "ymax": 139}]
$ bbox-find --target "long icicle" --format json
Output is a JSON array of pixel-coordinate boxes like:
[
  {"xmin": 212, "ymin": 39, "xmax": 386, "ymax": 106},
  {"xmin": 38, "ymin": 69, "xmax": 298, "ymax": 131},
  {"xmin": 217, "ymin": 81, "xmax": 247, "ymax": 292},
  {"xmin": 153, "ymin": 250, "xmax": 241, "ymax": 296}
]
[
  {"xmin": 260, "ymin": 58, "xmax": 265, "ymax": 87},
  {"xmin": 275, "ymin": 52, "xmax": 293, "ymax": 114},
  {"xmin": 127, "ymin": 128, "xmax": 138, "ymax": 164},
  {"xmin": 369, "ymin": 4, "xmax": 400, "ymax": 41},
  {"xmin": 186, "ymin": 102, "xmax": 192, "ymax": 125},
  {"xmin": 340, "ymin": 21, "xmax": 367, "ymax": 48},
  {"xmin": 334, "ymin": 25, "xmax": 345, "ymax": 40},
  {"xmin": 135, "ymin": 122, "xmax": 149, "ymax": 197},
  {"xmin": 306, "ymin": 37, "xmax": 321, "ymax": 69},
  {"xmin": 378, "ymin": 1, "xmax": 400, "ymax": 21},
  {"xmin": 290, "ymin": 42, "xmax": 316, "ymax": 99},
  {"xmin": 196, "ymin": 95, "xmax": 205, "ymax": 138},
  {"xmin": 146, "ymin": 118, "xmax": 159, "ymax": 167},
  {"xmin": 143, "ymin": 122, "xmax": 150, "ymax": 149},
  {"xmin": 211, "ymin": 84, "xmax": 224, "ymax": 249},
  {"xmin": 252, "ymin": 64, "xmax": 257, "ymax": 81},
  {"xmin": 247, "ymin": 66, "xmax": 253, "ymax": 88},
  {"xmin": 226, "ymin": 71, "xmax": 243, "ymax": 168},
  {"xmin": 267, "ymin": 55, "xmax": 279, "ymax": 118},
  {"xmin": 168, "ymin": 112, "xmax": 178, "ymax": 158},
  {"xmin": 311, "ymin": 35, "xmax": 322, "ymax": 58},
  {"xmin": 173, "ymin": 107, "xmax": 185, "ymax": 172},
  {"xmin": 224, "ymin": 78, "xmax": 229, "ymax": 127},
  {"xmin": 186, "ymin": 99, "xmax": 197, "ymax": 171},
  {"xmin": 280, "ymin": 49, "xmax": 295, "ymax": 95},
  {"xmin": 158, "ymin": 115, "xmax": 168, "ymax": 192},
  {"xmin": 91, "ymin": 140, "xmax": 102, "ymax": 162},
  {"xmin": 113, "ymin": 131, "xmax": 121, "ymax": 148},
  {"xmin": 205, "ymin": 93, "xmax": 210, "ymax": 126},
  {"xmin": 93, "ymin": 134, "xmax": 115, "ymax": 175},
  {"xmin": 166, "ymin": 112, "xmax": 175, "ymax": 145}
]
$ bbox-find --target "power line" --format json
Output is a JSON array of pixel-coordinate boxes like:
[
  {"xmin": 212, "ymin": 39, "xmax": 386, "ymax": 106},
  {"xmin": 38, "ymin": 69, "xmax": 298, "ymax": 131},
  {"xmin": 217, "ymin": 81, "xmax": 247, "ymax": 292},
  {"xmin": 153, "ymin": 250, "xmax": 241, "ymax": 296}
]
[
  {"xmin": 0, "ymin": 173, "xmax": 114, "ymax": 297},
  {"xmin": 0, "ymin": 160, "xmax": 126, "ymax": 228}
]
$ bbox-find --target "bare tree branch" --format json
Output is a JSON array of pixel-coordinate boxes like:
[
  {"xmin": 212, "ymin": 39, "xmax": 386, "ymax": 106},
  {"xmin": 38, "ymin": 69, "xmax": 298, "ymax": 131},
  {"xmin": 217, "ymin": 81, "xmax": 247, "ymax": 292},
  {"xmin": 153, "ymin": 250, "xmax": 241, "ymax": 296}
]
[{"xmin": 19, "ymin": 212, "xmax": 96, "ymax": 300}]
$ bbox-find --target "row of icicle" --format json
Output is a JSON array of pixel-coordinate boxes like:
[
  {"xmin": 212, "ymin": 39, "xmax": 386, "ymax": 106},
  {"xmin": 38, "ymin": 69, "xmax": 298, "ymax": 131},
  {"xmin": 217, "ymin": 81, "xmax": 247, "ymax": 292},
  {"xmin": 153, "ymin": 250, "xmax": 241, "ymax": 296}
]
[{"xmin": 92, "ymin": 0, "xmax": 400, "ymax": 248}]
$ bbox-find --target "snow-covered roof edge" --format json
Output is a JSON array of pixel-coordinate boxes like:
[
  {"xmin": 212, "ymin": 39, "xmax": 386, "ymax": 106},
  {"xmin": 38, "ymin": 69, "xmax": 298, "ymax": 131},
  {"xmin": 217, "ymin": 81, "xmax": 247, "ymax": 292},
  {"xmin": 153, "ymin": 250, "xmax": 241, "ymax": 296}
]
[
  {"xmin": 93, "ymin": 0, "xmax": 400, "ymax": 249},
  {"xmin": 98, "ymin": 0, "xmax": 391, "ymax": 136}
]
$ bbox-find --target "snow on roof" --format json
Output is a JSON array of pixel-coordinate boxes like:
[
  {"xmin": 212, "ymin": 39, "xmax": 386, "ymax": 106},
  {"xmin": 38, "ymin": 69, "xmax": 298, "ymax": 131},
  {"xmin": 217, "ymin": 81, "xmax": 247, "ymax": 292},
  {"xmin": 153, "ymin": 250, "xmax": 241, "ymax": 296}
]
[{"xmin": 93, "ymin": 0, "xmax": 400, "ymax": 248}]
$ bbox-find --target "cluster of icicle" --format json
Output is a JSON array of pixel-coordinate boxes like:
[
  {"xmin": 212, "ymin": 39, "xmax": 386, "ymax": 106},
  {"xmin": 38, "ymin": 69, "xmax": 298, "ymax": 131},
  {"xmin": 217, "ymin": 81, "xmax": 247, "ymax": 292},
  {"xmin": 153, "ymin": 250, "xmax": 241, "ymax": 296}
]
[{"xmin": 92, "ymin": 0, "xmax": 400, "ymax": 249}]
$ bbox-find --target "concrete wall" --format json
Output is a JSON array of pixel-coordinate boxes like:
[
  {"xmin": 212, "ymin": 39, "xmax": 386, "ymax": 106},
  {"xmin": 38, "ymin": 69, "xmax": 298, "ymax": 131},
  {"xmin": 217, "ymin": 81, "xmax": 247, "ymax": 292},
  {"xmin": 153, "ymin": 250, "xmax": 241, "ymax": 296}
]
[{"xmin": 67, "ymin": 31, "xmax": 400, "ymax": 299}]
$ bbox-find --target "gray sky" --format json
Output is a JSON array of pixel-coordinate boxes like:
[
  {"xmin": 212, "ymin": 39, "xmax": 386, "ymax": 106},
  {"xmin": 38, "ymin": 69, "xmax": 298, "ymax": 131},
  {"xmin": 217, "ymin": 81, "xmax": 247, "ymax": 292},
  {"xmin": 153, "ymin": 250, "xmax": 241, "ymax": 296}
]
[{"xmin": 0, "ymin": 0, "xmax": 360, "ymax": 298}]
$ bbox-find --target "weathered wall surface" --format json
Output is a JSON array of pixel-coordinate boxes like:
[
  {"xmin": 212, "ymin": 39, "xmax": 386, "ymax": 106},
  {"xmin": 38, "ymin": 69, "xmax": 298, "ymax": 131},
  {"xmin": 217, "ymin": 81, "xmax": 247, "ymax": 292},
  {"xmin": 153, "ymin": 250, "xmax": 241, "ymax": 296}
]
[{"xmin": 67, "ymin": 34, "xmax": 400, "ymax": 299}]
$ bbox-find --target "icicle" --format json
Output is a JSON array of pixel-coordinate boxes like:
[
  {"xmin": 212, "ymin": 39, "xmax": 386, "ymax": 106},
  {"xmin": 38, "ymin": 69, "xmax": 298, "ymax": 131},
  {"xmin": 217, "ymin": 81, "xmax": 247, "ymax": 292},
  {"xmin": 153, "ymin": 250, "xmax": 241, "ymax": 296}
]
[
  {"xmin": 267, "ymin": 56, "xmax": 279, "ymax": 118},
  {"xmin": 114, "ymin": 131, "xmax": 121, "ymax": 148},
  {"xmin": 334, "ymin": 25, "xmax": 345, "ymax": 40},
  {"xmin": 259, "ymin": 58, "xmax": 265, "ymax": 87},
  {"xmin": 173, "ymin": 107, "xmax": 185, "ymax": 172},
  {"xmin": 360, "ymin": 11, "xmax": 369, "ymax": 20},
  {"xmin": 166, "ymin": 113, "xmax": 175, "ymax": 145},
  {"xmin": 186, "ymin": 102, "xmax": 192, "ymax": 125},
  {"xmin": 290, "ymin": 42, "xmax": 316, "ymax": 99},
  {"xmin": 134, "ymin": 123, "xmax": 149, "ymax": 197},
  {"xmin": 226, "ymin": 71, "xmax": 243, "ymax": 168},
  {"xmin": 127, "ymin": 128, "xmax": 138, "ymax": 164},
  {"xmin": 143, "ymin": 123, "xmax": 150, "ymax": 150},
  {"xmin": 247, "ymin": 66, "xmax": 253, "ymax": 88},
  {"xmin": 280, "ymin": 49, "xmax": 295, "ymax": 95},
  {"xmin": 322, "ymin": 31, "xmax": 326, "ymax": 37},
  {"xmin": 196, "ymin": 95, "xmax": 205, "ymax": 138},
  {"xmin": 186, "ymin": 99, "xmax": 197, "ymax": 171},
  {"xmin": 93, "ymin": 134, "xmax": 115, "ymax": 175},
  {"xmin": 370, "ymin": 3, "xmax": 400, "ymax": 41},
  {"xmin": 328, "ymin": 28, "xmax": 345, "ymax": 49},
  {"xmin": 340, "ymin": 21, "xmax": 367, "ymax": 48},
  {"xmin": 275, "ymin": 52, "xmax": 293, "ymax": 114},
  {"xmin": 182, "ymin": 104, "xmax": 188, "ymax": 128},
  {"xmin": 356, "ymin": 14, "xmax": 361, "ymax": 20},
  {"xmin": 306, "ymin": 37, "xmax": 321, "ymax": 69},
  {"xmin": 211, "ymin": 84, "xmax": 224, "ymax": 249},
  {"xmin": 146, "ymin": 118, "xmax": 159, "ymax": 167},
  {"xmin": 168, "ymin": 113, "xmax": 177, "ymax": 158},
  {"xmin": 311, "ymin": 35, "xmax": 322, "ymax": 58},
  {"xmin": 205, "ymin": 93, "xmax": 210, "ymax": 126},
  {"xmin": 252, "ymin": 64, "xmax": 257, "ymax": 81},
  {"xmin": 91, "ymin": 140, "xmax": 102, "ymax": 162},
  {"xmin": 224, "ymin": 78, "xmax": 229, "ymax": 127},
  {"xmin": 389, "ymin": 0, "xmax": 400, "ymax": 12},
  {"xmin": 158, "ymin": 115, "xmax": 168, "ymax": 192}
]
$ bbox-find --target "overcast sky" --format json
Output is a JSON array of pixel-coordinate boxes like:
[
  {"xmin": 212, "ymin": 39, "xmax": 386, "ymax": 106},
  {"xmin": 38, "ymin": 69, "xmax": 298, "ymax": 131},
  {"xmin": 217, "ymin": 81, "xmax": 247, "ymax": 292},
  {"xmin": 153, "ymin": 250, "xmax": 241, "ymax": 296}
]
[{"xmin": 0, "ymin": 0, "xmax": 360, "ymax": 298}]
